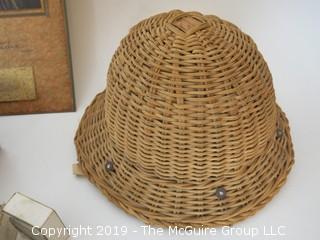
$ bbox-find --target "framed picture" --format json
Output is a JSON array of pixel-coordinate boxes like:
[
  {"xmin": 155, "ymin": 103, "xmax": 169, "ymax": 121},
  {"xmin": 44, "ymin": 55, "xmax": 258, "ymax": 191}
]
[
  {"xmin": 0, "ymin": 0, "xmax": 47, "ymax": 17},
  {"xmin": 0, "ymin": 0, "xmax": 75, "ymax": 115}
]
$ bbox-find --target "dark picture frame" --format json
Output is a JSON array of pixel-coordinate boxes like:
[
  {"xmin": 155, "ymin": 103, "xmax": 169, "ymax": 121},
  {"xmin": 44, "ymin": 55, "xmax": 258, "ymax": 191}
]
[
  {"xmin": 0, "ymin": 0, "xmax": 75, "ymax": 115},
  {"xmin": 0, "ymin": 0, "xmax": 47, "ymax": 17}
]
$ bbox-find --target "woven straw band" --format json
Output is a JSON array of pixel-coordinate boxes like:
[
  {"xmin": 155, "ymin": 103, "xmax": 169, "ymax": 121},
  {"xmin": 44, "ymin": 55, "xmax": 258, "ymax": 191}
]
[{"xmin": 74, "ymin": 10, "xmax": 294, "ymax": 227}]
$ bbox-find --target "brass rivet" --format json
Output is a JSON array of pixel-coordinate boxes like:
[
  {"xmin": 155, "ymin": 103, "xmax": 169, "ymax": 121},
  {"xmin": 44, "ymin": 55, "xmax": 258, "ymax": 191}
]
[
  {"xmin": 105, "ymin": 160, "xmax": 114, "ymax": 172},
  {"xmin": 276, "ymin": 128, "xmax": 284, "ymax": 138},
  {"xmin": 216, "ymin": 187, "xmax": 227, "ymax": 200}
]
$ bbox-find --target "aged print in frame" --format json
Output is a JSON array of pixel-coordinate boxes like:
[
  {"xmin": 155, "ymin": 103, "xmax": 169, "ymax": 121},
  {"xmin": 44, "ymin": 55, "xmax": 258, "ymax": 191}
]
[
  {"xmin": 0, "ymin": 0, "xmax": 75, "ymax": 115},
  {"xmin": 0, "ymin": 0, "xmax": 47, "ymax": 17}
]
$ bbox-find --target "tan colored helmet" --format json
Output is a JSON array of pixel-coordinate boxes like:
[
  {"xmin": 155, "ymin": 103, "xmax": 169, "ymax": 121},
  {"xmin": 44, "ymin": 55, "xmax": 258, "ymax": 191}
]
[{"xmin": 74, "ymin": 10, "xmax": 294, "ymax": 227}]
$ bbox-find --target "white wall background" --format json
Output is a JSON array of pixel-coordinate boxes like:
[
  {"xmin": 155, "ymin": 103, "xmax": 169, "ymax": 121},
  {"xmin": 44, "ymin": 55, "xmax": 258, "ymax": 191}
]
[{"xmin": 0, "ymin": 0, "xmax": 319, "ymax": 239}]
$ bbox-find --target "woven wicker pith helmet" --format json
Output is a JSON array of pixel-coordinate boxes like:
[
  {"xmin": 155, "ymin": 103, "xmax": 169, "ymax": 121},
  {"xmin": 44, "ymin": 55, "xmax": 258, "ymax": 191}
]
[{"xmin": 75, "ymin": 10, "xmax": 294, "ymax": 227}]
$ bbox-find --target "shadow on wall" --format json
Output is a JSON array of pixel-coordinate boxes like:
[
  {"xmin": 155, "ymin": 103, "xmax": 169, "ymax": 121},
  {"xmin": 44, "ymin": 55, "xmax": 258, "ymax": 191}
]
[{"xmin": 65, "ymin": 0, "xmax": 96, "ymax": 109}]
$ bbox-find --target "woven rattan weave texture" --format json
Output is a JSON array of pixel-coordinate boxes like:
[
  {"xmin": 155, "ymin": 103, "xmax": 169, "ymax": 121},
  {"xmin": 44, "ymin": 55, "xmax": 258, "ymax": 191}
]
[{"xmin": 75, "ymin": 10, "xmax": 294, "ymax": 227}]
